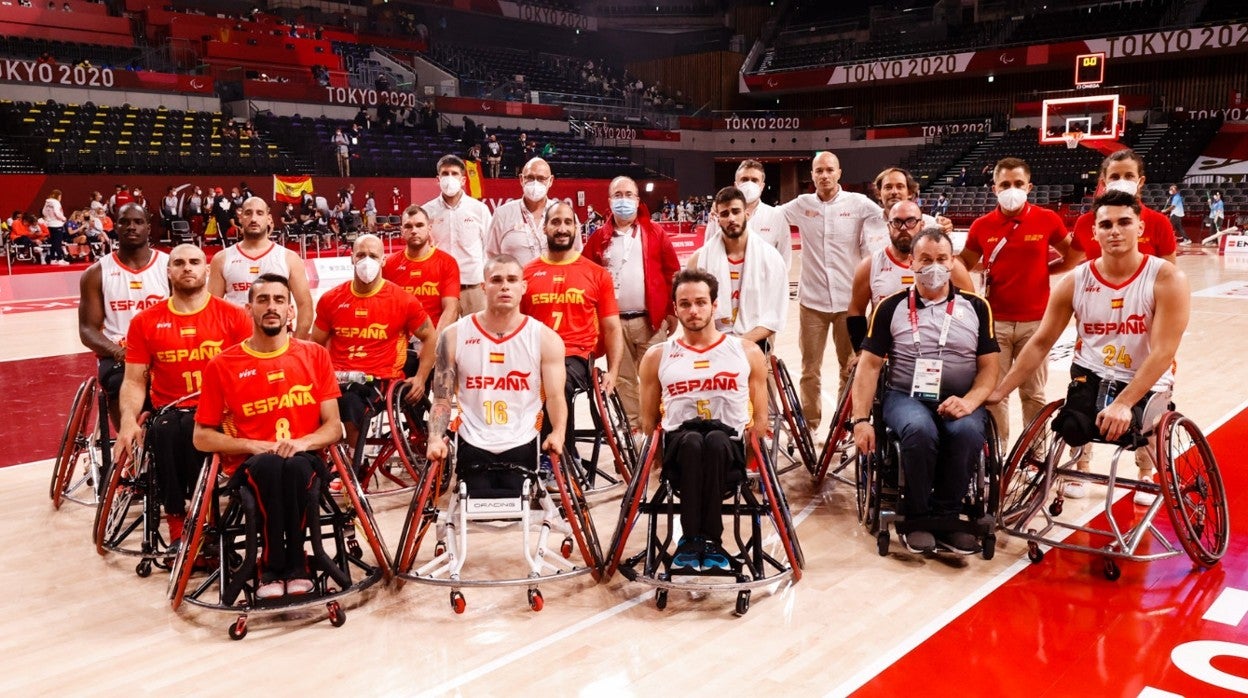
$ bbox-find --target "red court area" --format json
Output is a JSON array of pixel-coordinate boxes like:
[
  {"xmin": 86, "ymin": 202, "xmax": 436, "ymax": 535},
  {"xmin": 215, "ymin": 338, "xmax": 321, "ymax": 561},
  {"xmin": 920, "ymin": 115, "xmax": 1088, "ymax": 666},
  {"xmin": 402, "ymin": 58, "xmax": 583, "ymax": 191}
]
[
  {"xmin": 853, "ymin": 407, "xmax": 1248, "ymax": 698},
  {"xmin": 0, "ymin": 353, "xmax": 97, "ymax": 468}
]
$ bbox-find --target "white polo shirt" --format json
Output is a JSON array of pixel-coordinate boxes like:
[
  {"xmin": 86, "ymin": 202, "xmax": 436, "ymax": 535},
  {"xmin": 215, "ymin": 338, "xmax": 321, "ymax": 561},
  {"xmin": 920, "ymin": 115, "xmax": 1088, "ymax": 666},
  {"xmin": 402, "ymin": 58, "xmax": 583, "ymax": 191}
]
[
  {"xmin": 424, "ymin": 194, "xmax": 492, "ymax": 286},
  {"xmin": 782, "ymin": 190, "xmax": 881, "ymax": 313}
]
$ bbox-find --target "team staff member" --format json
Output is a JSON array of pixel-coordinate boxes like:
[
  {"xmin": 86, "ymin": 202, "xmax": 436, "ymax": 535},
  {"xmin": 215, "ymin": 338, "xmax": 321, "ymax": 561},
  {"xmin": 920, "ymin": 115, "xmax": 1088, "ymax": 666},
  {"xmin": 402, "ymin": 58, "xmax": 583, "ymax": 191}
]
[
  {"xmin": 687, "ymin": 186, "xmax": 788, "ymax": 345},
  {"xmin": 862, "ymin": 167, "xmax": 954, "ymax": 247},
  {"xmin": 194, "ymin": 274, "xmax": 343, "ymax": 600},
  {"xmin": 705, "ymin": 159, "xmax": 792, "ymax": 270},
  {"xmin": 78, "ymin": 203, "xmax": 170, "ymax": 427},
  {"xmin": 782, "ymin": 151, "xmax": 882, "ymax": 431},
  {"xmin": 851, "ymin": 230, "xmax": 998, "ymax": 554},
  {"xmin": 426, "ymin": 255, "xmax": 567, "ymax": 494},
  {"xmin": 485, "ymin": 157, "xmax": 580, "ymax": 267},
  {"xmin": 313, "ymin": 234, "xmax": 436, "ymax": 446},
  {"xmin": 959, "ymin": 157, "xmax": 1074, "ymax": 443},
  {"xmin": 522, "ymin": 202, "xmax": 624, "ymax": 459},
  {"xmin": 638, "ymin": 269, "xmax": 769, "ymax": 571},
  {"xmin": 208, "ymin": 196, "xmax": 314, "ymax": 339},
  {"xmin": 1068, "ymin": 149, "xmax": 1176, "ymax": 265},
  {"xmin": 583, "ymin": 176, "xmax": 680, "ymax": 433},
  {"xmin": 425, "ymin": 154, "xmax": 492, "ymax": 315},
  {"xmin": 113, "ymin": 244, "xmax": 251, "ymax": 551},
  {"xmin": 989, "ymin": 190, "xmax": 1189, "ymax": 507}
]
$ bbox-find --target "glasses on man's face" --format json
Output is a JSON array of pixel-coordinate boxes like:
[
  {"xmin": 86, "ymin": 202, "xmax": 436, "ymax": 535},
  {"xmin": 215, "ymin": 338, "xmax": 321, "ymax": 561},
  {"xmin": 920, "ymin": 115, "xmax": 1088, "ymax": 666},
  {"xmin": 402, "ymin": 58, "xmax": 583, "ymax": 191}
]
[
  {"xmin": 889, "ymin": 216, "xmax": 922, "ymax": 230},
  {"xmin": 610, "ymin": 192, "xmax": 639, "ymax": 200}
]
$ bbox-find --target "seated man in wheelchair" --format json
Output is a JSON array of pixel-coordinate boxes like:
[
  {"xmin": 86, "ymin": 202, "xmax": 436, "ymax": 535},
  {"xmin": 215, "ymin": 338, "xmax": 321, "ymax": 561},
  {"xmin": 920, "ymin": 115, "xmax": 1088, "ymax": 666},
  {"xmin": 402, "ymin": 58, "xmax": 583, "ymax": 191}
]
[
  {"xmin": 850, "ymin": 229, "xmax": 999, "ymax": 554},
  {"xmin": 426, "ymin": 254, "xmax": 567, "ymax": 498},
  {"xmin": 638, "ymin": 268, "xmax": 770, "ymax": 571},
  {"xmin": 312, "ymin": 234, "xmax": 436, "ymax": 461},
  {"xmin": 113, "ymin": 244, "xmax": 251, "ymax": 553},
  {"xmin": 988, "ymin": 189, "xmax": 1190, "ymax": 505},
  {"xmin": 193, "ymin": 273, "xmax": 344, "ymax": 600}
]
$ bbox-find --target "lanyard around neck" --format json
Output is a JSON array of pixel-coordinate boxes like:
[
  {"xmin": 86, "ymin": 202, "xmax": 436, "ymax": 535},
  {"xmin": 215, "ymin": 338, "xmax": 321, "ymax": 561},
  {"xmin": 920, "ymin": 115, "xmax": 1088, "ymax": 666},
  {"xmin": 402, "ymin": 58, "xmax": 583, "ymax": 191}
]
[{"xmin": 908, "ymin": 287, "xmax": 956, "ymax": 356}]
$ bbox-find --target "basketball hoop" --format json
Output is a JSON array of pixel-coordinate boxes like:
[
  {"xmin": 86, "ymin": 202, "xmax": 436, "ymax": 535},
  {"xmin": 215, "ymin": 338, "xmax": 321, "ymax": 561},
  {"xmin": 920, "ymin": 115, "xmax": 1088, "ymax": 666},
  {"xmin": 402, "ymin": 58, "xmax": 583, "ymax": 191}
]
[{"xmin": 1062, "ymin": 132, "xmax": 1083, "ymax": 149}]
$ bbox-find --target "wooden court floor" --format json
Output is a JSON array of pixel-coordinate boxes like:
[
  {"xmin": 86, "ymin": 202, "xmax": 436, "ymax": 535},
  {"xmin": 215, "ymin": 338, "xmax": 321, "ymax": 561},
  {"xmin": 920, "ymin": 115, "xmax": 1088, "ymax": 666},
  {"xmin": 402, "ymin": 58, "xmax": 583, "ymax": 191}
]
[{"xmin": 2, "ymin": 248, "xmax": 1246, "ymax": 696}]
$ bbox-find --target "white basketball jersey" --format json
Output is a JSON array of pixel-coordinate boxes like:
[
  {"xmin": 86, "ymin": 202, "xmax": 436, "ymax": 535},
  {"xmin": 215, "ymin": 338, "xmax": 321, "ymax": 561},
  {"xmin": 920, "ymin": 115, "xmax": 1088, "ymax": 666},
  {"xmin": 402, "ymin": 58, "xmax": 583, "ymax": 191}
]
[
  {"xmin": 1072, "ymin": 256, "xmax": 1174, "ymax": 391},
  {"xmin": 658, "ymin": 335, "xmax": 752, "ymax": 436},
  {"xmin": 220, "ymin": 242, "xmax": 291, "ymax": 305},
  {"xmin": 869, "ymin": 246, "xmax": 914, "ymax": 307},
  {"xmin": 100, "ymin": 251, "xmax": 169, "ymax": 344},
  {"xmin": 455, "ymin": 314, "xmax": 545, "ymax": 454}
]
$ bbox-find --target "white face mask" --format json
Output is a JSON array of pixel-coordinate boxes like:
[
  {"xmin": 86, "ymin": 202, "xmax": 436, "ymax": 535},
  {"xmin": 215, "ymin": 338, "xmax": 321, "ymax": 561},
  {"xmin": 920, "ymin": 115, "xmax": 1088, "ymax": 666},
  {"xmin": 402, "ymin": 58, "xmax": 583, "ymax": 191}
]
[
  {"xmin": 523, "ymin": 180, "xmax": 548, "ymax": 202},
  {"xmin": 996, "ymin": 187, "xmax": 1028, "ymax": 211},
  {"xmin": 737, "ymin": 181, "xmax": 762, "ymax": 204},
  {"xmin": 439, "ymin": 176, "xmax": 463, "ymax": 197},
  {"xmin": 355, "ymin": 257, "xmax": 381, "ymax": 284},
  {"xmin": 915, "ymin": 263, "xmax": 951, "ymax": 290},
  {"xmin": 1105, "ymin": 179, "xmax": 1139, "ymax": 197}
]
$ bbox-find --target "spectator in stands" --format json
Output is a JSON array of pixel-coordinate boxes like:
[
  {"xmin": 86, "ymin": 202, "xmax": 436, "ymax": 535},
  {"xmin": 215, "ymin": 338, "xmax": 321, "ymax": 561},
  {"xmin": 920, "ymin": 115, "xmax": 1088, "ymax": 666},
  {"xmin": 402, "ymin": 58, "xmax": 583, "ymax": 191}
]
[
  {"xmin": 109, "ymin": 184, "xmax": 131, "ymax": 218},
  {"xmin": 185, "ymin": 186, "xmax": 205, "ymax": 235},
  {"xmin": 131, "ymin": 187, "xmax": 147, "ymax": 212},
  {"xmin": 953, "ymin": 167, "xmax": 968, "ymax": 187},
  {"xmin": 389, "ymin": 186, "xmax": 406, "ymax": 216},
  {"xmin": 161, "ymin": 186, "xmax": 182, "ymax": 238},
  {"xmin": 88, "ymin": 191, "xmax": 105, "ymax": 216},
  {"xmin": 420, "ymin": 102, "xmax": 439, "ymax": 132},
  {"xmin": 1163, "ymin": 184, "xmax": 1189, "ymax": 244},
  {"xmin": 210, "ymin": 187, "xmax": 233, "ymax": 240},
  {"xmin": 333, "ymin": 127, "xmax": 350, "ymax": 177},
  {"xmin": 1209, "ymin": 190, "xmax": 1225, "ymax": 235},
  {"xmin": 933, "ymin": 193, "xmax": 949, "ymax": 217},
  {"xmin": 467, "ymin": 142, "xmax": 481, "ymax": 163},
  {"xmin": 484, "ymin": 134, "xmax": 503, "ymax": 178},
  {"xmin": 353, "ymin": 108, "xmax": 369, "ymax": 129},
  {"xmin": 42, "ymin": 189, "xmax": 69, "ymax": 265},
  {"xmin": 362, "ymin": 191, "xmax": 377, "ymax": 232}
]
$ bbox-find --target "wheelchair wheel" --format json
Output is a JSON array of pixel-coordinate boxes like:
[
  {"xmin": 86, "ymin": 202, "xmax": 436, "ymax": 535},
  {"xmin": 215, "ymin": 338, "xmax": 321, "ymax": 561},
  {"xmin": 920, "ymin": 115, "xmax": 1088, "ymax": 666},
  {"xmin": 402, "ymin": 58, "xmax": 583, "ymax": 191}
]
[
  {"xmin": 604, "ymin": 431, "xmax": 659, "ymax": 580},
  {"xmin": 591, "ymin": 369, "xmax": 638, "ymax": 484},
  {"xmin": 93, "ymin": 445, "xmax": 140, "ymax": 554},
  {"xmin": 392, "ymin": 454, "xmax": 444, "ymax": 585},
  {"xmin": 772, "ymin": 357, "xmax": 817, "ymax": 473},
  {"xmin": 169, "ymin": 456, "xmax": 219, "ymax": 611},
  {"xmin": 813, "ymin": 375, "xmax": 854, "ymax": 486},
  {"xmin": 328, "ymin": 446, "xmax": 393, "ymax": 578},
  {"xmin": 550, "ymin": 452, "xmax": 604, "ymax": 580},
  {"xmin": 999, "ymin": 399, "xmax": 1063, "ymax": 528},
  {"xmin": 751, "ymin": 435, "xmax": 804, "ymax": 576},
  {"xmin": 383, "ymin": 380, "xmax": 428, "ymax": 493},
  {"xmin": 51, "ymin": 376, "xmax": 99, "ymax": 508},
  {"xmin": 1155, "ymin": 412, "xmax": 1229, "ymax": 568}
]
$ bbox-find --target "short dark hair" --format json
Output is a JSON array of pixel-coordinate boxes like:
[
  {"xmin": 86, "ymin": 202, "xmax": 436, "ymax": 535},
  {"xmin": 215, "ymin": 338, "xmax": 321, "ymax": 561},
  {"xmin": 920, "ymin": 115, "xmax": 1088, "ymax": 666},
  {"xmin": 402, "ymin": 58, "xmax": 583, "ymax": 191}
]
[
  {"xmin": 671, "ymin": 268, "xmax": 719, "ymax": 304},
  {"xmin": 713, "ymin": 185, "xmax": 746, "ymax": 209},
  {"xmin": 912, "ymin": 229, "xmax": 953, "ymax": 252},
  {"xmin": 248, "ymin": 272, "xmax": 290, "ymax": 302},
  {"xmin": 483, "ymin": 254, "xmax": 523, "ymax": 278},
  {"xmin": 436, "ymin": 154, "xmax": 466, "ymax": 173},
  {"xmin": 1099, "ymin": 148, "xmax": 1145, "ymax": 180},
  {"xmin": 401, "ymin": 204, "xmax": 429, "ymax": 221},
  {"xmin": 543, "ymin": 201, "xmax": 575, "ymax": 226},
  {"xmin": 994, "ymin": 157, "xmax": 1031, "ymax": 181},
  {"xmin": 1092, "ymin": 189, "xmax": 1141, "ymax": 216}
]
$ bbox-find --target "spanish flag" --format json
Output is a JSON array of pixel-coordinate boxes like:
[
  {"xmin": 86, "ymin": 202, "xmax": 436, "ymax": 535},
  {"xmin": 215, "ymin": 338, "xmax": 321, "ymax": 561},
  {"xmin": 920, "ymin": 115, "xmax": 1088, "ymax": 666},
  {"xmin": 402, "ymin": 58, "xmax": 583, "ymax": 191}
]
[
  {"xmin": 355, "ymin": 308, "xmax": 368, "ymax": 318},
  {"xmin": 1111, "ymin": 298, "xmax": 1124, "ymax": 309},
  {"xmin": 694, "ymin": 360, "xmax": 710, "ymax": 370},
  {"xmin": 129, "ymin": 280, "xmax": 143, "ymax": 289},
  {"xmin": 464, "ymin": 160, "xmax": 484, "ymax": 199},
  {"xmin": 489, "ymin": 352, "xmax": 505, "ymax": 364},
  {"xmin": 273, "ymin": 175, "xmax": 314, "ymax": 204},
  {"xmin": 267, "ymin": 370, "xmax": 286, "ymax": 383},
  {"xmin": 180, "ymin": 327, "xmax": 197, "ymax": 337}
]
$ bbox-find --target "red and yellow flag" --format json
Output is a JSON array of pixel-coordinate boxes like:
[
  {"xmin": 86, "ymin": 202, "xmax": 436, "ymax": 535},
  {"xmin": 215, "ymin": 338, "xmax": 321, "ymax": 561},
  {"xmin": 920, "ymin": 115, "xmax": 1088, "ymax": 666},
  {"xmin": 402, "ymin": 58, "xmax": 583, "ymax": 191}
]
[
  {"xmin": 273, "ymin": 175, "xmax": 314, "ymax": 204},
  {"xmin": 464, "ymin": 161, "xmax": 484, "ymax": 199}
]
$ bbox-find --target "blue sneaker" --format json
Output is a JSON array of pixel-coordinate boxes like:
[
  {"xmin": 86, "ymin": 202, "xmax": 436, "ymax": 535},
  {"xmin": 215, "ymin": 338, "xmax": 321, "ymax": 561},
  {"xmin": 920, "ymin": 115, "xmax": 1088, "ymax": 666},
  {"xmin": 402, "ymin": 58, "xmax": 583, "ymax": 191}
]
[
  {"xmin": 671, "ymin": 536, "xmax": 703, "ymax": 571},
  {"xmin": 701, "ymin": 539, "xmax": 732, "ymax": 571}
]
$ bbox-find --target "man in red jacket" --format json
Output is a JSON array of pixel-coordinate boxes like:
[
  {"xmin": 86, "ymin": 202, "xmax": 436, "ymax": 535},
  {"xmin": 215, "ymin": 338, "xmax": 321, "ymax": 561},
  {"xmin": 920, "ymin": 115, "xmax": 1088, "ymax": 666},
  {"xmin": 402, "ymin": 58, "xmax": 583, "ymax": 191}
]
[{"xmin": 583, "ymin": 176, "xmax": 680, "ymax": 432}]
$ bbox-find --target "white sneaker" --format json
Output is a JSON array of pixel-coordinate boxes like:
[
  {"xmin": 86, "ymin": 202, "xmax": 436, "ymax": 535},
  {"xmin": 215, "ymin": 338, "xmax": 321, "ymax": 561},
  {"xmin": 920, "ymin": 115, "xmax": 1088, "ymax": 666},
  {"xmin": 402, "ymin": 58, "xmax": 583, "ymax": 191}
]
[
  {"xmin": 1134, "ymin": 470, "xmax": 1158, "ymax": 506},
  {"xmin": 1061, "ymin": 480, "xmax": 1088, "ymax": 499},
  {"xmin": 256, "ymin": 580, "xmax": 286, "ymax": 599},
  {"xmin": 285, "ymin": 578, "xmax": 314, "ymax": 595}
]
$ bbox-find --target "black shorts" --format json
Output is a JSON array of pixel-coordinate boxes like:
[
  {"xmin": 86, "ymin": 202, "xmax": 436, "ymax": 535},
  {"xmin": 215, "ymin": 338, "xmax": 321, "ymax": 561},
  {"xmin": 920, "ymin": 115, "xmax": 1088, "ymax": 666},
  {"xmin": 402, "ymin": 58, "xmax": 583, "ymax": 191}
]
[
  {"xmin": 336, "ymin": 381, "xmax": 385, "ymax": 430},
  {"xmin": 97, "ymin": 356, "xmax": 125, "ymax": 402},
  {"xmin": 456, "ymin": 437, "xmax": 537, "ymax": 498}
]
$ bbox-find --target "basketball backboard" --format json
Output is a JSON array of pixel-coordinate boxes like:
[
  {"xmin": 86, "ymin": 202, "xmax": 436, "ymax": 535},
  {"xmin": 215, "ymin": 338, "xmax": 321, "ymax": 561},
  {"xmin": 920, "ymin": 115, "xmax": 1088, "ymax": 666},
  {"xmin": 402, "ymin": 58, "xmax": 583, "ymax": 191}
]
[{"xmin": 1039, "ymin": 94, "xmax": 1123, "ymax": 144}]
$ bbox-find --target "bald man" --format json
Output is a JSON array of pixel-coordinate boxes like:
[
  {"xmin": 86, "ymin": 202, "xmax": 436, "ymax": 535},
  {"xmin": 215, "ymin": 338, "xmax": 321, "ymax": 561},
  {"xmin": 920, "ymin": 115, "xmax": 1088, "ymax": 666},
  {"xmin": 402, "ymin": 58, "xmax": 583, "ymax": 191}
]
[
  {"xmin": 485, "ymin": 157, "xmax": 581, "ymax": 267},
  {"xmin": 114, "ymin": 243, "xmax": 252, "ymax": 552},
  {"xmin": 208, "ymin": 195, "xmax": 314, "ymax": 339}
]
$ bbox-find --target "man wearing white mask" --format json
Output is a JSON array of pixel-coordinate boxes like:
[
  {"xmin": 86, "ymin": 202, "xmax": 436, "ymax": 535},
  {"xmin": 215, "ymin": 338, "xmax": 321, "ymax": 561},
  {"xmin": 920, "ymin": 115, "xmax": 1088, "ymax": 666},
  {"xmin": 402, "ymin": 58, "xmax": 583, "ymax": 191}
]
[
  {"xmin": 851, "ymin": 229, "xmax": 998, "ymax": 554},
  {"xmin": 425, "ymin": 154, "xmax": 493, "ymax": 315},
  {"xmin": 705, "ymin": 159, "xmax": 792, "ymax": 270},
  {"xmin": 1068, "ymin": 149, "xmax": 1176, "ymax": 266},
  {"xmin": 485, "ymin": 157, "xmax": 580, "ymax": 267},
  {"xmin": 313, "ymin": 234, "xmax": 437, "ymax": 449},
  {"xmin": 959, "ymin": 157, "xmax": 1074, "ymax": 443}
]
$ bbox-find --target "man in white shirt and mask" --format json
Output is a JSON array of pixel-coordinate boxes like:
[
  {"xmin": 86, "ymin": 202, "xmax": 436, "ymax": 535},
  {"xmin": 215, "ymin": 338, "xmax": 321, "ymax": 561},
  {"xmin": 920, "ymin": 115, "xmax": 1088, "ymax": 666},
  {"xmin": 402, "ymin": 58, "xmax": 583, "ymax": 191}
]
[
  {"xmin": 424, "ymin": 154, "xmax": 493, "ymax": 315},
  {"xmin": 485, "ymin": 157, "xmax": 579, "ymax": 268}
]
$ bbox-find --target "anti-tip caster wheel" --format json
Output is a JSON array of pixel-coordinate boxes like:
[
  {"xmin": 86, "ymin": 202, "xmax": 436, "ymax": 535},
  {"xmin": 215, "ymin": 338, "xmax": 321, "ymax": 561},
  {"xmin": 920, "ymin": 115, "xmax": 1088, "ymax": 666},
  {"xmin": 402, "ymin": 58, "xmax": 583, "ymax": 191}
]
[
  {"xmin": 734, "ymin": 590, "xmax": 751, "ymax": 616},
  {"xmin": 328, "ymin": 601, "xmax": 346, "ymax": 627},
  {"xmin": 655, "ymin": 589, "xmax": 668, "ymax": 610},
  {"xmin": 228, "ymin": 615, "xmax": 248, "ymax": 641},
  {"xmin": 527, "ymin": 588, "xmax": 544, "ymax": 612},
  {"xmin": 876, "ymin": 531, "xmax": 890, "ymax": 557},
  {"xmin": 560, "ymin": 537, "xmax": 573, "ymax": 559},
  {"xmin": 136, "ymin": 559, "xmax": 152, "ymax": 578},
  {"xmin": 450, "ymin": 590, "xmax": 466, "ymax": 614},
  {"xmin": 1103, "ymin": 558, "xmax": 1121, "ymax": 581},
  {"xmin": 1027, "ymin": 541, "xmax": 1044, "ymax": 564},
  {"xmin": 982, "ymin": 534, "xmax": 996, "ymax": 561},
  {"xmin": 1049, "ymin": 499, "xmax": 1064, "ymax": 516}
]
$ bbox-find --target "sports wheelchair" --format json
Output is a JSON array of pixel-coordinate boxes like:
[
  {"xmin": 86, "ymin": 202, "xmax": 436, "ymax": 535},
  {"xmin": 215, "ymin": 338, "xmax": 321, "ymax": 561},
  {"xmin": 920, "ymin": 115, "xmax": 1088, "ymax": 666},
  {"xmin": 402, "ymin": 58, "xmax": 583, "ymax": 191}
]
[
  {"xmin": 51, "ymin": 376, "xmax": 113, "ymax": 509},
  {"xmin": 999, "ymin": 397, "xmax": 1228, "ymax": 580},
  {"xmin": 566, "ymin": 365, "xmax": 639, "ymax": 492},
  {"xmin": 855, "ymin": 367, "xmax": 1002, "ymax": 559},
  {"xmin": 391, "ymin": 437, "xmax": 603, "ymax": 614},
  {"xmin": 604, "ymin": 429, "xmax": 804, "ymax": 616},
  {"xmin": 167, "ymin": 447, "xmax": 389, "ymax": 640},
  {"xmin": 335, "ymin": 372, "xmax": 429, "ymax": 498},
  {"xmin": 93, "ymin": 393, "xmax": 198, "ymax": 577},
  {"xmin": 765, "ymin": 355, "xmax": 818, "ymax": 475},
  {"xmin": 811, "ymin": 365, "xmax": 858, "ymax": 490}
]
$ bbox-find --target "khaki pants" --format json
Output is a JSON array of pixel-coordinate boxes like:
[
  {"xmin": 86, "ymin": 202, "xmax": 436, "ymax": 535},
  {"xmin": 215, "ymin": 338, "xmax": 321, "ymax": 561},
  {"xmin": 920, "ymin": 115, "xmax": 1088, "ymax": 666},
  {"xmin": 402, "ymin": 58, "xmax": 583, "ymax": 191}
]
[
  {"xmin": 616, "ymin": 316, "xmax": 665, "ymax": 431},
  {"xmin": 988, "ymin": 320, "xmax": 1047, "ymax": 445},
  {"xmin": 459, "ymin": 285, "xmax": 485, "ymax": 316},
  {"xmin": 798, "ymin": 305, "xmax": 852, "ymax": 431}
]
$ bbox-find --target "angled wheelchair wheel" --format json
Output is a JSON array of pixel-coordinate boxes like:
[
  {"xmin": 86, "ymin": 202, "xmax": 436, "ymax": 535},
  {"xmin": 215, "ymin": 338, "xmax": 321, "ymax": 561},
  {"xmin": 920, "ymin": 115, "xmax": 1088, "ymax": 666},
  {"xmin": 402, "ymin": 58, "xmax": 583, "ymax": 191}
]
[
  {"xmin": 771, "ymin": 357, "xmax": 817, "ymax": 473},
  {"xmin": 550, "ymin": 452, "xmax": 604, "ymax": 580},
  {"xmin": 328, "ymin": 446, "xmax": 393, "ymax": 579},
  {"xmin": 169, "ymin": 456, "xmax": 219, "ymax": 611},
  {"xmin": 51, "ymin": 376, "xmax": 99, "ymax": 508},
  {"xmin": 751, "ymin": 435, "xmax": 804, "ymax": 576},
  {"xmin": 604, "ymin": 431, "xmax": 660, "ymax": 579},
  {"xmin": 999, "ymin": 399, "xmax": 1063, "ymax": 528},
  {"xmin": 813, "ymin": 375, "xmax": 855, "ymax": 487},
  {"xmin": 392, "ymin": 454, "xmax": 445, "ymax": 584},
  {"xmin": 93, "ymin": 445, "xmax": 140, "ymax": 554},
  {"xmin": 859, "ymin": 453, "xmax": 885, "ymax": 534},
  {"xmin": 1155, "ymin": 412, "xmax": 1229, "ymax": 568},
  {"xmin": 381, "ymin": 380, "xmax": 427, "ymax": 494},
  {"xmin": 590, "ymin": 369, "xmax": 638, "ymax": 484}
]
